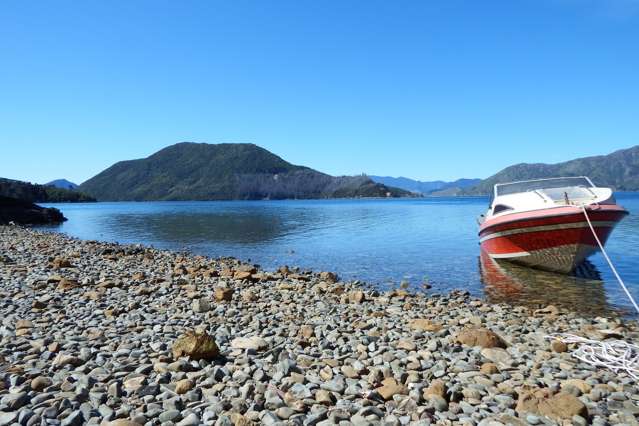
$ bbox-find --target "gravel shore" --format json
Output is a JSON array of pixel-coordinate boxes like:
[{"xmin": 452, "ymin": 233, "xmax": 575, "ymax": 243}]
[{"xmin": 1, "ymin": 225, "xmax": 638, "ymax": 426}]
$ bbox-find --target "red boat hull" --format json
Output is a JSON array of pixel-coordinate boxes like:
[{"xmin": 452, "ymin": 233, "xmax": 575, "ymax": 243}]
[{"xmin": 479, "ymin": 204, "xmax": 628, "ymax": 273}]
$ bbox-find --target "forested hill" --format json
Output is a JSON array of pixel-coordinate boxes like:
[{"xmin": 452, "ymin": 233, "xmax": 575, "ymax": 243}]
[
  {"xmin": 79, "ymin": 142, "xmax": 414, "ymax": 201},
  {"xmin": 462, "ymin": 145, "xmax": 639, "ymax": 195},
  {"xmin": 0, "ymin": 178, "xmax": 96, "ymax": 203}
]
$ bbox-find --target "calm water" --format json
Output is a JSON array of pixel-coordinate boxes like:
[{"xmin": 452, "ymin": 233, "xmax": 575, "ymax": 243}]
[{"xmin": 41, "ymin": 193, "xmax": 639, "ymax": 316}]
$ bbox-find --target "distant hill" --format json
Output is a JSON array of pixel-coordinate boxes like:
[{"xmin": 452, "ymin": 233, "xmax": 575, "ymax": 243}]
[
  {"xmin": 369, "ymin": 176, "xmax": 481, "ymax": 195},
  {"xmin": 462, "ymin": 145, "xmax": 639, "ymax": 195},
  {"xmin": 79, "ymin": 142, "xmax": 415, "ymax": 201},
  {"xmin": 45, "ymin": 179, "xmax": 78, "ymax": 190},
  {"xmin": 0, "ymin": 178, "xmax": 96, "ymax": 203}
]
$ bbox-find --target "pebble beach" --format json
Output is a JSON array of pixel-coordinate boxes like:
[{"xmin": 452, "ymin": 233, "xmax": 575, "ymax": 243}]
[{"xmin": 1, "ymin": 225, "xmax": 638, "ymax": 426}]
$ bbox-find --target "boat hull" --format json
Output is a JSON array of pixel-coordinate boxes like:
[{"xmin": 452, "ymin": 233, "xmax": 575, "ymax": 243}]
[{"xmin": 479, "ymin": 204, "xmax": 627, "ymax": 273}]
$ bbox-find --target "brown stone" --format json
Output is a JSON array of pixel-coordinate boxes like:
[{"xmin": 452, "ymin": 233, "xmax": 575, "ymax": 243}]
[
  {"xmin": 423, "ymin": 379, "xmax": 447, "ymax": 399},
  {"xmin": 233, "ymin": 271, "xmax": 253, "ymax": 281},
  {"xmin": 214, "ymin": 287, "xmax": 233, "ymax": 302},
  {"xmin": 172, "ymin": 330, "xmax": 220, "ymax": 360},
  {"xmin": 241, "ymin": 290, "xmax": 257, "ymax": 302},
  {"xmin": 319, "ymin": 271, "xmax": 337, "ymax": 283},
  {"xmin": 376, "ymin": 377, "xmax": 407, "ymax": 400},
  {"xmin": 515, "ymin": 388, "xmax": 588, "ymax": 421},
  {"xmin": 132, "ymin": 272, "xmax": 146, "ymax": 281},
  {"xmin": 561, "ymin": 379, "xmax": 592, "ymax": 394},
  {"xmin": 299, "ymin": 325, "xmax": 314, "ymax": 339},
  {"xmin": 409, "ymin": 319, "xmax": 442, "ymax": 332},
  {"xmin": 15, "ymin": 319, "xmax": 33, "ymax": 330},
  {"xmin": 57, "ymin": 278, "xmax": 80, "ymax": 291},
  {"xmin": 348, "ymin": 291, "xmax": 365, "ymax": 303},
  {"xmin": 174, "ymin": 379, "xmax": 194, "ymax": 394},
  {"xmin": 31, "ymin": 376, "xmax": 52, "ymax": 391},
  {"xmin": 51, "ymin": 257, "xmax": 72, "ymax": 269},
  {"xmin": 480, "ymin": 362, "xmax": 499, "ymax": 375},
  {"xmin": 551, "ymin": 339, "xmax": 568, "ymax": 353},
  {"xmin": 316, "ymin": 389, "xmax": 333, "ymax": 405},
  {"xmin": 397, "ymin": 339, "xmax": 417, "ymax": 351},
  {"xmin": 455, "ymin": 327, "xmax": 507, "ymax": 348}
]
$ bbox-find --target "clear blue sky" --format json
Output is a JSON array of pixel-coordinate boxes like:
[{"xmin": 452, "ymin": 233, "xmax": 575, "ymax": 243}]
[{"xmin": 1, "ymin": 0, "xmax": 638, "ymax": 184}]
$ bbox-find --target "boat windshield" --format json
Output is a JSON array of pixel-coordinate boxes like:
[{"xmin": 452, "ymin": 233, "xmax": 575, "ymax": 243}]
[{"xmin": 495, "ymin": 177, "xmax": 593, "ymax": 196}]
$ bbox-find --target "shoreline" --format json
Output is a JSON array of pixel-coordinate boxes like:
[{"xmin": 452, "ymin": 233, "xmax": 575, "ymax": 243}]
[{"xmin": 1, "ymin": 225, "xmax": 638, "ymax": 425}]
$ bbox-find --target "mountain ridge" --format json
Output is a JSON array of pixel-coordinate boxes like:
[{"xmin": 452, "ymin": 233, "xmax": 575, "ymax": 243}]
[
  {"xmin": 45, "ymin": 179, "xmax": 78, "ymax": 190},
  {"xmin": 462, "ymin": 145, "xmax": 639, "ymax": 195},
  {"xmin": 79, "ymin": 142, "xmax": 415, "ymax": 201},
  {"xmin": 0, "ymin": 178, "xmax": 96, "ymax": 203},
  {"xmin": 369, "ymin": 176, "xmax": 481, "ymax": 195}
]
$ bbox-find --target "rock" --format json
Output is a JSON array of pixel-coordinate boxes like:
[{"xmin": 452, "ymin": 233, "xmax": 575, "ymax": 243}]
[
  {"xmin": 316, "ymin": 389, "xmax": 333, "ymax": 405},
  {"xmin": 0, "ymin": 412, "xmax": 18, "ymax": 426},
  {"xmin": 172, "ymin": 330, "xmax": 220, "ymax": 360},
  {"xmin": 175, "ymin": 379, "xmax": 194, "ymax": 394},
  {"xmin": 396, "ymin": 339, "xmax": 416, "ymax": 351},
  {"xmin": 480, "ymin": 362, "xmax": 499, "ymax": 375},
  {"xmin": 241, "ymin": 290, "xmax": 257, "ymax": 302},
  {"xmin": 57, "ymin": 278, "xmax": 80, "ymax": 291},
  {"xmin": 192, "ymin": 298, "xmax": 211, "ymax": 313},
  {"xmin": 231, "ymin": 336, "xmax": 268, "ymax": 351},
  {"xmin": 51, "ymin": 257, "xmax": 72, "ymax": 268},
  {"xmin": 31, "ymin": 376, "xmax": 53, "ymax": 391},
  {"xmin": 516, "ymin": 388, "xmax": 588, "ymax": 421},
  {"xmin": 348, "ymin": 290, "xmax": 365, "ymax": 303},
  {"xmin": 319, "ymin": 271, "xmax": 337, "ymax": 283},
  {"xmin": 176, "ymin": 413, "xmax": 200, "ymax": 426},
  {"xmin": 423, "ymin": 379, "xmax": 447, "ymax": 399},
  {"xmin": 550, "ymin": 339, "xmax": 568, "ymax": 353},
  {"xmin": 480, "ymin": 347, "xmax": 512, "ymax": 367},
  {"xmin": 103, "ymin": 421, "xmax": 142, "ymax": 426},
  {"xmin": 1, "ymin": 392, "xmax": 29, "ymax": 409},
  {"xmin": 455, "ymin": 327, "xmax": 507, "ymax": 348},
  {"xmin": 408, "ymin": 319, "xmax": 442, "ymax": 332},
  {"xmin": 427, "ymin": 395, "xmax": 449, "ymax": 412},
  {"xmin": 15, "ymin": 319, "xmax": 33, "ymax": 329},
  {"xmin": 61, "ymin": 410, "xmax": 84, "ymax": 426},
  {"xmin": 561, "ymin": 379, "xmax": 591, "ymax": 395},
  {"xmin": 233, "ymin": 271, "xmax": 253, "ymax": 281},
  {"xmin": 52, "ymin": 353, "xmax": 83, "ymax": 368},
  {"xmin": 214, "ymin": 287, "xmax": 233, "ymax": 301},
  {"xmin": 376, "ymin": 377, "xmax": 407, "ymax": 400},
  {"xmin": 299, "ymin": 324, "xmax": 314, "ymax": 339}
]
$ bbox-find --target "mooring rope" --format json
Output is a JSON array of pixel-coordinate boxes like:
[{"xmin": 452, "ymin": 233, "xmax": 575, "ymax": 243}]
[
  {"xmin": 581, "ymin": 205, "xmax": 639, "ymax": 314},
  {"xmin": 546, "ymin": 205, "xmax": 639, "ymax": 380}
]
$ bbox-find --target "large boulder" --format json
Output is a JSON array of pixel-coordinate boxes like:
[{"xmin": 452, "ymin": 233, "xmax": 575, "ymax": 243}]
[{"xmin": 172, "ymin": 330, "xmax": 219, "ymax": 360}]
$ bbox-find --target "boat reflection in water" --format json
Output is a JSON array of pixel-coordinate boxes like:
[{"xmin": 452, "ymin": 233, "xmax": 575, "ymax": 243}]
[{"xmin": 479, "ymin": 249, "xmax": 614, "ymax": 316}]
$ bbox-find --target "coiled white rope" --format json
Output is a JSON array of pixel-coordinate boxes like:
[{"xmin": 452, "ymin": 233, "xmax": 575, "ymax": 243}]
[
  {"xmin": 546, "ymin": 206, "xmax": 639, "ymax": 380},
  {"xmin": 546, "ymin": 333, "xmax": 639, "ymax": 380}
]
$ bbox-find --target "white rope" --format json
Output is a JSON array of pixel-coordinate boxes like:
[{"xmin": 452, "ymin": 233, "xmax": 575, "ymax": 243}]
[
  {"xmin": 581, "ymin": 205, "xmax": 639, "ymax": 314},
  {"xmin": 546, "ymin": 333, "xmax": 639, "ymax": 380}
]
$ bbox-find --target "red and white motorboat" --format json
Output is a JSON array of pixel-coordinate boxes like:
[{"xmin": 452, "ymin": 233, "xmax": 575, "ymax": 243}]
[{"xmin": 478, "ymin": 177, "xmax": 628, "ymax": 273}]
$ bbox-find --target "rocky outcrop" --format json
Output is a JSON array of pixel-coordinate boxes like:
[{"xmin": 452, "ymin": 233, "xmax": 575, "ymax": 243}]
[{"xmin": 0, "ymin": 196, "xmax": 66, "ymax": 225}]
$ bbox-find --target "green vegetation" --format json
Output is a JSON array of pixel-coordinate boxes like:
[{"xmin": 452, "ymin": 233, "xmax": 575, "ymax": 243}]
[
  {"xmin": 463, "ymin": 145, "xmax": 639, "ymax": 195},
  {"xmin": 79, "ymin": 142, "xmax": 413, "ymax": 201},
  {"xmin": 0, "ymin": 178, "xmax": 96, "ymax": 202}
]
